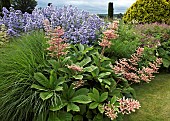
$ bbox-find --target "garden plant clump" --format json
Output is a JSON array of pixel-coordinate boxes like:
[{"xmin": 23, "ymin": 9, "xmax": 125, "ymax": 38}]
[
  {"xmin": 0, "ymin": 13, "xmax": 163, "ymax": 120},
  {"xmin": 0, "ymin": 1, "xmax": 169, "ymax": 120},
  {"xmin": 0, "ymin": 5, "xmax": 105, "ymax": 44},
  {"xmin": 134, "ymin": 22, "xmax": 170, "ymax": 71}
]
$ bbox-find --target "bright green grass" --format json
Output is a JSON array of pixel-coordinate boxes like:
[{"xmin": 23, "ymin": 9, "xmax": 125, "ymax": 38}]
[{"xmin": 123, "ymin": 73, "xmax": 170, "ymax": 121}]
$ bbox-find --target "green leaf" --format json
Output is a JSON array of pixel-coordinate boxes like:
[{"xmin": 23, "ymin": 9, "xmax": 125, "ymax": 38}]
[
  {"xmin": 89, "ymin": 102, "xmax": 99, "ymax": 109},
  {"xmin": 73, "ymin": 115, "xmax": 83, "ymax": 121},
  {"xmin": 67, "ymin": 103, "xmax": 80, "ymax": 112},
  {"xmin": 55, "ymin": 86, "xmax": 63, "ymax": 91},
  {"xmin": 91, "ymin": 68, "xmax": 99, "ymax": 77},
  {"xmin": 34, "ymin": 72, "xmax": 50, "ymax": 88},
  {"xmin": 83, "ymin": 65, "xmax": 97, "ymax": 72},
  {"xmin": 50, "ymin": 103, "xmax": 67, "ymax": 111},
  {"xmin": 98, "ymin": 72, "xmax": 111, "ymax": 78},
  {"xmin": 92, "ymin": 54, "xmax": 100, "ymax": 66},
  {"xmin": 73, "ymin": 75, "xmax": 83, "ymax": 80},
  {"xmin": 111, "ymin": 96, "xmax": 117, "ymax": 104},
  {"xmin": 40, "ymin": 92, "xmax": 53, "ymax": 101},
  {"xmin": 78, "ymin": 44, "xmax": 84, "ymax": 51},
  {"xmin": 48, "ymin": 59, "xmax": 60, "ymax": 70},
  {"xmin": 79, "ymin": 57, "xmax": 91, "ymax": 67},
  {"xmin": 88, "ymin": 93, "xmax": 96, "ymax": 102},
  {"xmin": 122, "ymin": 87, "xmax": 136, "ymax": 98},
  {"xmin": 49, "ymin": 70, "xmax": 57, "ymax": 88},
  {"xmin": 98, "ymin": 104, "xmax": 105, "ymax": 114},
  {"xmin": 92, "ymin": 88, "xmax": 100, "ymax": 102},
  {"xmin": 163, "ymin": 58, "xmax": 170, "ymax": 68},
  {"xmin": 99, "ymin": 92, "xmax": 108, "ymax": 102},
  {"xmin": 58, "ymin": 111, "xmax": 73, "ymax": 121},
  {"xmin": 62, "ymin": 56, "xmax": 71, "ymax": 64},
  {"xmin": 31, "ymin": 84, "xmax": 47, "ymax": 91},
  {"xmin": 71, "ymin": 95, "xmax": 91, "ymax": 104},
  {"xmin": 56, "ymin": 77, "xmax": 66, "ymax": 85},
  {"xmin": 102, "ymin": 79, "xmax": 111, "ymax": 85},
  {"xmin": 68, "ymin": 85, "xmax": 75, "ymax": 99},
  {"xmin": 74, "ymin": 88, "xmax": 89, "ymax": 97},
  {"xmin": 58, "ymin": 68, "xmax": 70, "ymax": 73},
  {"xmin": 48, "ymin": 112, "xmax": 61, "ymax": 121},
  {"xmin": 82, "ymin": 47, "xmax": 93, "ymax": 54}
]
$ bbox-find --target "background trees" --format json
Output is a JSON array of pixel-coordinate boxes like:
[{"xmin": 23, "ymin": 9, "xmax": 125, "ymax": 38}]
[{"xmin": 11, "ymin": 0, "xmax": 37, "ymax": 13}]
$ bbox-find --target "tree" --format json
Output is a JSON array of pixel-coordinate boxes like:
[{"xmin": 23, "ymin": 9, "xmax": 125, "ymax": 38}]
[
  {"xmin": 11, "ymin": 0, "xmax": 37, "ymax": 13},
  {"xmin": 1, "ymin": 0, "xmax": 11, "ymax": 10},
  {"xmin": 0, "ymin": 0, "xmax": 11, "ymax": 16},
  {"xmin": 123, "ymin": 0, "xmax": 170, "ymax": 24},
  {"xmin": 108, "ymin": 2, "xmax": 114, "ymax": 20}
]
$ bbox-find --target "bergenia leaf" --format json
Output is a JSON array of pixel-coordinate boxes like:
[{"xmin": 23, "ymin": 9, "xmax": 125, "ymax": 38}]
[
  {"xmin": 74, "ymin": 88, "xmax": 89, "ymax": 97},
  {"xmin": 49, "ymin": 70, "xmax": 57, "ymax": 89},
  {"xmin": 89, "ymin": 102, "xmax": 99, "ymax": 109},
  {"xmin": 79, "ymin": 57, "xmax": 91, "ymax": 67},
  {"xmin": 31, "ymin": 84, "xmax": 47, "ymax": 91},
  {"xmin": 48, "ymin": 59, "xmax": 60, "ymax": 70},
  {"xmin": 92, "ymin": 88, "xmax": 100, "ymax": 102},
  {"xmin": 71, "ymin": 95, "xmax": 91, "ymax": 104},
  {"xmin": 40, "ymin": 91, "xmax": 53, "ymax": 101},
  {"xmin": 111, "ymin": 96, "xmax": 117, "ymax": 104},
  {"xmin": 34, "ymin": 72, "xmax": 50, "ymax": 88},
  {"xmin": 99, "ymin": 92, "xmax": 108, "ymax": 102},
  {"xmin": 73, "ymin": 75, "xmax": 83, "ymax": 80},
  {"xmin": 98, "ymin": 72, "xmax": 111, "ymax": 78},
  {"xmin": 67, "ymin": 103, "xmax": 80, "ymax": 112}
]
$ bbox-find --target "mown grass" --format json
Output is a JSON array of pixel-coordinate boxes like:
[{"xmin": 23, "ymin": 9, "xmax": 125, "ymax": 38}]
[{"xmin": 124, "ymin": 73, "xmax": 170, "ymax": 121}]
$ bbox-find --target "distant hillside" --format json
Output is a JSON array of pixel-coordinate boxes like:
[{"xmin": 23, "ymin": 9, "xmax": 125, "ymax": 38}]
[{"xmin": 97, "ymin": 13, "xmax": 124, "ymax": 19}]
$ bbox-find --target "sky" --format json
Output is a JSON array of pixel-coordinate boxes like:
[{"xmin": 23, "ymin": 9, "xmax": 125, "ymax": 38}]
[{"xmin": 37, "ymin": 0, "xmax": 136, "ymax": 14}]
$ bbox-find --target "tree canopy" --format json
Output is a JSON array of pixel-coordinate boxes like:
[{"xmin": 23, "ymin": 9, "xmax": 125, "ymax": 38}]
[{"xmin": 11, "ymin": 0, "xmax": 37, "ymax": 13}]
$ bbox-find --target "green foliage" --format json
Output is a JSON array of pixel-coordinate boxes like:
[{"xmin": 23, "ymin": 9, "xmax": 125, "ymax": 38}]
[
  {"xmin": 134, "ymin": 23, "xmax": 170, "ymax": 70},
  {"xmin": 123, "ymin": 0, "xmax": 170, "ymax": 24},
  {"xmin": 0, "ymin": 31, "xmax": 49, "ymax": 121},
  {"xmin": 0, "ymin": 35, "xmax": 139, "ymax": 121},
  {"xmin": 11, "ymin": 0, "xmax": 37, "ymax": 13},
  {"xmin": 105, "ymin": 21, "xmax": 140, "ymax": 60}
]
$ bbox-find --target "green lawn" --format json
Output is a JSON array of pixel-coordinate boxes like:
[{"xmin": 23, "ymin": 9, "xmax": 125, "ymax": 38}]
[{"xmin": 123, "ymin": 73, "xmax": 170, "ymax": 121}]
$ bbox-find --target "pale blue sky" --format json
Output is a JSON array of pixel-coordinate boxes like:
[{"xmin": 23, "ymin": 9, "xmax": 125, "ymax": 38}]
[{"xmin": 37, "ymin": 0, "xmax": 136, "ymax": 14}]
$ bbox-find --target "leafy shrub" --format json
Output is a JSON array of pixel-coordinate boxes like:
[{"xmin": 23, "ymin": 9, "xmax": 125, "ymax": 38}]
[
  {"xmin": 134, "ymin": 23, "xmax": 170, "ymax": 70},
  {"xmin": 1, "ymin": 5, "xmax": 105, "ymax": 44},
  {"xmin": 0, "ymin": 22, "xmax": 163, "ymax": 120},
  {"xmin": 123, "ymin": 0, "xmax": 170, "ymax": 24},
  {"xmin": 105, "ymin": 21, "xmax": 141, "ymax": 60}
]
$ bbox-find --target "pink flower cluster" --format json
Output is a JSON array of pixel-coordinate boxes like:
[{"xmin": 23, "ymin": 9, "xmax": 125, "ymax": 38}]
[
  {"xmin": 112, "ymin": 47, "xmax": 162, "ymax": 83},
  {"xmin": 43, "ymin": 19, "xmax": 69, "ymax": 58},
  {"xmin": 104, "ymin": 96, "xmax": 141, "ymax": 120},
  {"xmin": 99, "ymin": 21, "xmax": 119, "ymax": 55},
  {"xmin": 73, "ymin": 80, "xmax": 84, "ymax": 89},
  {"xmin": 67, "ymin": 64, "xmax": 83, "ymax": 72},
  {"xmin": 138, "ymin": 58, "xmax": 162, "ymax": 83},
  {"xmin": 104, "ymin": 102, "xmax": 118, "ymax": 120},
  {"xmin": 108, "ymin": 21, "xmax": 119, "ymax": 30},
  {"xmin": 117, "ymin": 97, "xmax": 141, "ymax": 115}
]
